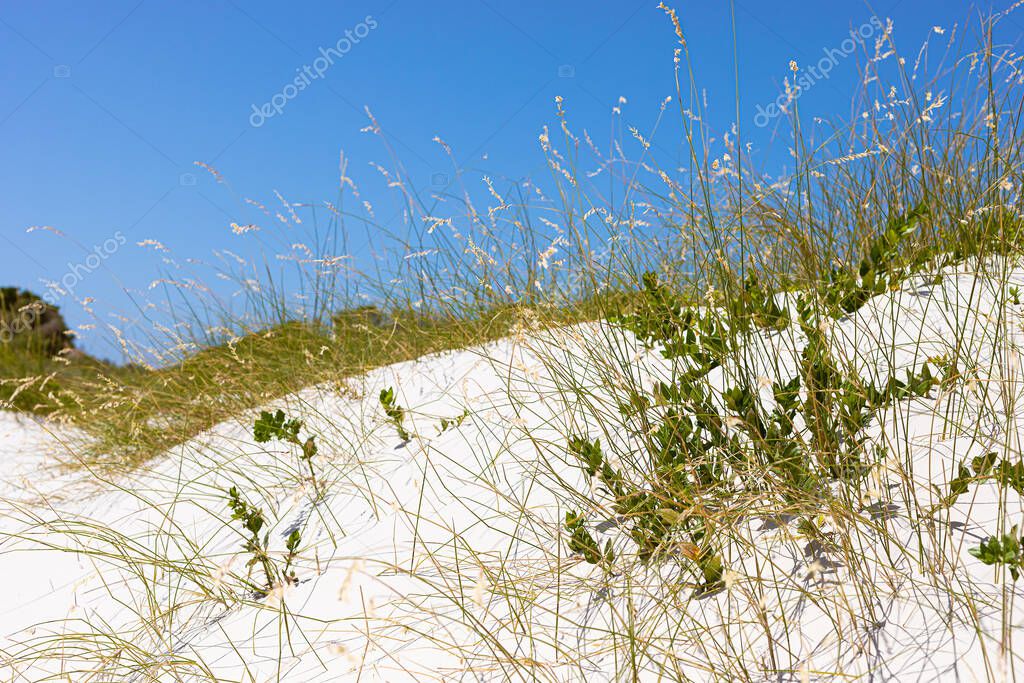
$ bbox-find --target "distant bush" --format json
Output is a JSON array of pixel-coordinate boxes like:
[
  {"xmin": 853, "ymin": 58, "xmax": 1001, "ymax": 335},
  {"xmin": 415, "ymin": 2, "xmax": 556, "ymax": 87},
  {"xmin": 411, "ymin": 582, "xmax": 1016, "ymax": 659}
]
[{"xmin": 0, "ymin": 287, "xmax": 73, "ymax": 357}]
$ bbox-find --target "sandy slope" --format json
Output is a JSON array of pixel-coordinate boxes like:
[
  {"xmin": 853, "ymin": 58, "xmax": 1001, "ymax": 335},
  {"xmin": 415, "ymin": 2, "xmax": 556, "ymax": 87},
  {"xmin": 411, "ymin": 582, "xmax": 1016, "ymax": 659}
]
[{"xmin": 2, "ymin": 263, "xmax": 1024, "ymax": 681}]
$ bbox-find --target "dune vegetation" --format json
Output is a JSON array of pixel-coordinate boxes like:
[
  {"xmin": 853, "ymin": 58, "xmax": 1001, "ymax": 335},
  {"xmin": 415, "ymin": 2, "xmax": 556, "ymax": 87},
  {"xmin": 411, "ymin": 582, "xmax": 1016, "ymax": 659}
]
[{"xmin": 2, "ymin": 6, "xmax": 1024, "ymax": 681}]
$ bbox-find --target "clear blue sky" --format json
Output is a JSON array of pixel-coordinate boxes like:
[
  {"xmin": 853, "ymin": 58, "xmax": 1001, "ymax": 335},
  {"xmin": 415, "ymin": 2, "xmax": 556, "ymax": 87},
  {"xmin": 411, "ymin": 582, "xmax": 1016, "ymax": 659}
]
[{"xmin": 0, "ymin": 0, "xmax": 1000, "ymax": 358}]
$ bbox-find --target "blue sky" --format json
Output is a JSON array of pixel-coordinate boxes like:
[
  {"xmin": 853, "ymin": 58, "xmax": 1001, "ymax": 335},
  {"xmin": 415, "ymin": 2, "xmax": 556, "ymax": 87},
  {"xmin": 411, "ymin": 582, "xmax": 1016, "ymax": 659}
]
[{"xmin": 0, "ymin": 0, "xmax": 1000, "ymax": 358}]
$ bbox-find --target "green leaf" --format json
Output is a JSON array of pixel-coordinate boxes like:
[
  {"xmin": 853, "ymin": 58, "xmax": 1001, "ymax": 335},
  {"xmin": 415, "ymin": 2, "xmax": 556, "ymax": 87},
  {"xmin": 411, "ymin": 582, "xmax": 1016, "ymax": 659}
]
[
  {"xmin": 286, "ymin": 529, "xmax": 301, "ymax": 554},
  {"xmin": 969, "ymin": 531, "xmax": 1023, "ymax": 581},
  {"xmin": 254, "ymin": 409, "xmax": 302, "ymax": 444}
]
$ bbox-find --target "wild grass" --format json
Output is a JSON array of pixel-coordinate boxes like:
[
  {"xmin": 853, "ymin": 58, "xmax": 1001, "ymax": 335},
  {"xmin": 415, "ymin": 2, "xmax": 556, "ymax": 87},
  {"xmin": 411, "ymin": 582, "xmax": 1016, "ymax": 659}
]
[{"xmin": 1, "ymin": 4, "xmax": 1024, "ymax": 681}]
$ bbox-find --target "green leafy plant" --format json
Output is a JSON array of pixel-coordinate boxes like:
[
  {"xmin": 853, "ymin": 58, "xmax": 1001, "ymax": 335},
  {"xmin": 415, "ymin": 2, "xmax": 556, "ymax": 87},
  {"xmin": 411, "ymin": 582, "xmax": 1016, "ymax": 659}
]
[
  {"xmin": 564, "ymin": 510, "xmax": 614, "ymax": 566},
  {"xmin": 226, "ymin": 485, "xmax": 301, "ymax": 592},
  {"xmin": 727, "ymin": 272, "xmax": 790, "ymax": 332},
  {"xmin": 254, "ymin": 409, "xmax": 320, "ymax": 496},
  {"xmin": 254, "ymin": 408, "xmax": 302, "ymax": 444},
  {"xmin": 821, "ymin": 202, "xmax": 927, "ymax": 318},
  {"xmin": 283, "ymin": 529, "xmax": 301, "ymax": 585},
  {"xmin": 222, "ymin": 410, "xmax": 314, "ymax": 594},
  {"xmin": 611, "ymin": 272, "xmax": 730, "ymax": 372},
  {"xmin": 567, "ymin": 436, "xmax": 723, "ymax": 593},
  {"xmin": 970, "ymin": 529, "xmax": 1024, "ymax": 580},
  {"xmin": 379, "ymin": 387, "xmax": 411, "ymax": 442},
  {"xmin": 438, "ymin": 408, "xmax": 470, "ymax": 435},
  {"xmin": 579, "ymin": 250, "xmax": 941, "ymax": 592},
  {"xmin": 792, "ymin": 295, "xmax": 937, "ymax": 478},
  {"xmin": 943, "ymin": 452, "xmax": 1024, "ymax": 507},
  {"xmin": 928, "ymin": 354, "xmax": 964, "ymax": 392}
]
